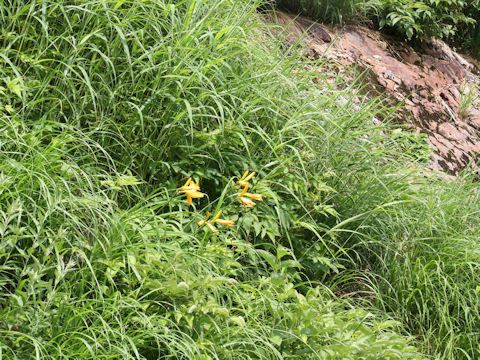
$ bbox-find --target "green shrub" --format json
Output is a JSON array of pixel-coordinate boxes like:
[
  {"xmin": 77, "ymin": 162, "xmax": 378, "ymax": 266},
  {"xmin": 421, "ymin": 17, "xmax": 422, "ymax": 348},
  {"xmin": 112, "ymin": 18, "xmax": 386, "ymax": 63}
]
[
  {"xmin": 455, "ymin": 2, "xmax": 480, "ymax": 56},
  {"xmin": 372, "ymin": 0, "xmax": 476, "ymax": 39},
  {"xmin": 271, "ymin": 0, "xmax": 480, "ymax": 55}
]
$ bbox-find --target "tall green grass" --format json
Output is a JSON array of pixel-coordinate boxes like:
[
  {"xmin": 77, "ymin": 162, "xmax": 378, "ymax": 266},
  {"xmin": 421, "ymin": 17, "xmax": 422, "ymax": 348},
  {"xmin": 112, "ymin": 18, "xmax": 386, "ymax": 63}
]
[
  {"xmin": 0, "ymin": 87, "xmax": 420, "ymax": 358},
  {"xmin": 1, "ymin": 0, "xmax": 480, "ymax": 359},
  {"xmin": 272, "ymin": 0, "xmax": 365, "ymax": 23},
  {"xmin": 264, "ymin": 5, "xmax": 480, "ymax": 358},
  {"xmin": 0, "ymin": 0, "xmax": 424, "ymax": 358},
  {"xmin": 331, "ymin": 170, "xmax": 480, "ymax": 359}
]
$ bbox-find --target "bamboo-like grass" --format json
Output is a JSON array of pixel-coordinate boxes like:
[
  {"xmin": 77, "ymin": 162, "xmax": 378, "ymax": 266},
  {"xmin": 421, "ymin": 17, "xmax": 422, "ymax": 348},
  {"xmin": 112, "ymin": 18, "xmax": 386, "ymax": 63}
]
[{"xmin": 0, "ymin": 0, "xmax": 479, "ymax": 359}]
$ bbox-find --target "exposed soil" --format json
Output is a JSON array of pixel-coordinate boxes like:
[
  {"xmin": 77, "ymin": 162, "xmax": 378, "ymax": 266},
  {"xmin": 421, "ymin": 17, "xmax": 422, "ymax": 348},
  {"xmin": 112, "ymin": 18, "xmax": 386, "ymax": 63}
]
[{"xmin": 265, "ymin": 11, "xmax": 480, "ymax": 175}]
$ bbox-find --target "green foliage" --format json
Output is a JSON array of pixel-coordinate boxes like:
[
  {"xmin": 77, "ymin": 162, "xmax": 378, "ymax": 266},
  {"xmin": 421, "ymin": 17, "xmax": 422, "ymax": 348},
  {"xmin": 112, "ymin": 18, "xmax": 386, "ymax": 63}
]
[
  {"xmin": 458, "ymin": 82, "xmax": 479, "ymax": 120},
  {"xmin": 331, "ymin": 171, "xmax": 480, "ymax": 359},
  {"xmin": 2, "ymin": 0, "xmax": 480, "ymax": 359},
  {"xmin": 0, "ymin": 114, "xmax": 420, "ymax": 359},
  {"xmin": 273, "ymin": 0, "xmax": 365, "ymax": 23},
  {"xmin": 454, "ymin": 2, "xmax": 480, "ymax": 56},
  {"xmin": 271, "ymin": 0, "xmax": 480, "ymax": 55},
  {"xmin": 371, "ymin": 0, "xmax": 477, "ymax": 40},
  {"xmin": 0, "ymin": 0, "xmax": 424, "ymax": 358}
]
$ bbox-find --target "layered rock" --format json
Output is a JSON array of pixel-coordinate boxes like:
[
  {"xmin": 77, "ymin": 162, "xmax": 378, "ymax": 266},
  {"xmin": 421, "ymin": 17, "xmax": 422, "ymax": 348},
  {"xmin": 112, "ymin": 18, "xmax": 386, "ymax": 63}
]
[{"xmin": 266, "ymin": 11, "xmax": 480, "ymax": 174}]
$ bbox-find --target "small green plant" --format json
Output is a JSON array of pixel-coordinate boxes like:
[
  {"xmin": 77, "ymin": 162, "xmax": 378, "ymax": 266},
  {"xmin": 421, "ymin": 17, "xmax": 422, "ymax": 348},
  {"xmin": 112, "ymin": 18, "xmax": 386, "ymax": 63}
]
[{"xmin": 458, "ymin": 81, "xmax": 479, "ymax": 120}]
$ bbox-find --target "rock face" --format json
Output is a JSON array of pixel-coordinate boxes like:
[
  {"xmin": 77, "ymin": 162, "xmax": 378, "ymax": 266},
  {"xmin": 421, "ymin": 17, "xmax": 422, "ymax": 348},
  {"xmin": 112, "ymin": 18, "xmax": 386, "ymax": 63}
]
[{"xmin": 265, "ymin": 11, "xmax": 480, "ymax": 174}]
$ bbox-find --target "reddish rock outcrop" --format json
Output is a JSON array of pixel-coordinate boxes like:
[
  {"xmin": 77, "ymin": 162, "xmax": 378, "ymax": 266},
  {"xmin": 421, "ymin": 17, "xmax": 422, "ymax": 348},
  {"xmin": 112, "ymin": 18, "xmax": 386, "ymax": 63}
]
[{"xmin": 265, "ymin": 12, "xmax": 480, "ymax": 174}]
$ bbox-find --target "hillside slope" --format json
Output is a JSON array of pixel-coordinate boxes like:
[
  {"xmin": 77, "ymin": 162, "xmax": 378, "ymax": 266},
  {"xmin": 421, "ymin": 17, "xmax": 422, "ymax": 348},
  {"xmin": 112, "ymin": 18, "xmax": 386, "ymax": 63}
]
[
  {"xmin": 2, "ymin": 1, "xmax": 480, "ymax": 359},
  {"xmin": 266, "ymin": 11, "xmax": 480, "ymax": 175}
]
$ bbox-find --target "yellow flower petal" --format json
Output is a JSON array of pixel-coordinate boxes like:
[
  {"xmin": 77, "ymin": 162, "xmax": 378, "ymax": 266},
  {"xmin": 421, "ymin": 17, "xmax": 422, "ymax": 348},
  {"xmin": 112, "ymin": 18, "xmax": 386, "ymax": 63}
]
[
  {"xmin": 240, "ymin": 170, "xmax": 249, "ymax": 181},
  {"xmin": 179, "ymin": 178, "xmax": 204, "ymax": 207},
  {"xmin": 206, "ymin": 222, "xmax": 219, "ymax": 235},
  {"xmin": 215, "ymin": 218, "xmax": 235, "ymax": 227},
  {"xmin": 212, "ymin": 210, "xmax": 223, "ymax": 222},
  {"xmin": 197, "ymin": 220, "xmax": 205, "ymax": 226},
  {"xmin": 182, "ymin": 187, "xmax": 204, "ymax": 206},
  {"xmin": 180, "ymin": 184, "xmax": 200, "ymax": 191},
  {"xmin": 243, "ymin": 172, "xmax": 255, "ymax": 182},
  {"xmin": 244, "ymin": 193, "xmax": 263, "ymax": 201},
  {"xmin": 179, "ymin": 178, "xmax": 201, "ymax": 192},
  {"xmin": 239, "ymin": 185, "xmax": 248, "ymax": 197},
  {"xmin": 238, "ymin": 171, "xmax": 255, "ymax": 187},
  {"xmin": 184, "ymin": 189, "xmax": 204, "ymax": 198},
  {"xmin": 240, "ymin": 197, "xmax": 256, "ymax": 208}
]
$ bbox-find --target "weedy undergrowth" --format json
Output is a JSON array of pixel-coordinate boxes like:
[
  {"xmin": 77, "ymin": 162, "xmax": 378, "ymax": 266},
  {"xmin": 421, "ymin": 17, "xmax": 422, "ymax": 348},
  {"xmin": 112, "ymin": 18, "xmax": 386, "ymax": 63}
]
[
  {"xmin": 2, "ymin": 0, "xmax": 480, "ymax": 359},
  {"xmin": 0, "ymin": 0, "xmax": 425, "ymax": 359},
  {"xmin": 458, "ymin": 81, "xmax": 480, "ymax": 121}
]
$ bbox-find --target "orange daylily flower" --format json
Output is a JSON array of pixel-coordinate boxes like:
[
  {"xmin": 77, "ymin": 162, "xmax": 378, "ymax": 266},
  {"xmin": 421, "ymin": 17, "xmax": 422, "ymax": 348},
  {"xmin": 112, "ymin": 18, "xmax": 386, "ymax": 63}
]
[
  {"xmin": 240, "ymin": 197, "xmax": 256, "ymax": 208},
  {"xmin": 244, "ymin": 192, "xmax": 263, "ymax": 201},
  {"xmin": 197, "ymin": 210, "xmax": 234, "ymax": 234},
  {"xmin": 215, "ymin": 218, "xmax": 235, "ymax": 227},
  {"xmin": 178, "ymin": 178, "xmax": 204, "ymax": 206},
  {"xmin": 197, "ymin": 211, "xmax": 213, "ymax": 230},
  {"xmin": 238, "ymin": 170, "xmax": 255, "ymax": 187},
  {"xmin": 203, "ymin": 221, "xmax": 219, "ymax": 235},
  {"xmin": 238, "ymin": 186, "xmax": 262, "ymax": 208}
]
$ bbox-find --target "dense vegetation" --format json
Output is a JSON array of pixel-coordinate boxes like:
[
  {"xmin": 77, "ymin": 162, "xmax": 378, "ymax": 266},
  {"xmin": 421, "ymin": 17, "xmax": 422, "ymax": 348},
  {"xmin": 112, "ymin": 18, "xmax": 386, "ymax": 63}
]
[
  {"xmin": 1, "ymin": 0, "xmax": 480, "ymax": 359},
  {"xmin": 274, "ymin": 0, "xmax": 480, "ymax": 56}
]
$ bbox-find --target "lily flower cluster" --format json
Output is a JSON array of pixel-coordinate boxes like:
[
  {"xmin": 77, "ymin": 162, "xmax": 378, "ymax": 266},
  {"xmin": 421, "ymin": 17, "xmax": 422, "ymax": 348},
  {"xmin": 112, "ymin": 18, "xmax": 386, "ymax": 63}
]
[
  {"xmin": 237, "ymin": 171, "xmax": 263, "ymax": 208},
  {"xmin": 197, "ymin": 210, "xmax": 234, "ymax": 235},
  {"xmin": 178, "ymin": 178, "xmax": 204, "ymax": 206},
  {"xmin": 178, "ymin": 171, "xmax": 263, "ymax": 236},
  {"xmin": 178, "ymin": 177, "xmax": 235, "ymax": 235}
]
